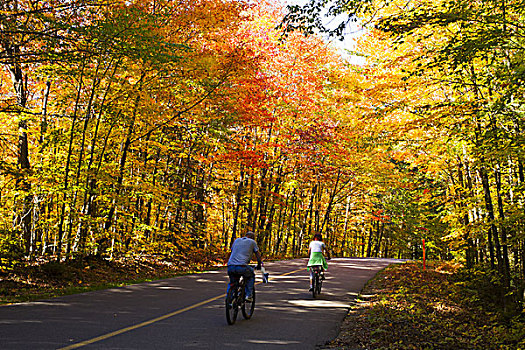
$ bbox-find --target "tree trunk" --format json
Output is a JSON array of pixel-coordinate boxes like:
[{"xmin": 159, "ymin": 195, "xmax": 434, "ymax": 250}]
[
  {"xmin": 494, "ymin": 165, "xmax": 511, "ymax": 289},
  {"xmin": 230, "ymin": 168, "xmax": 245, "ymax": 247},
  {"xmin": 57, "ymin": 64, "xmax": 85, "ymax": 260},
  {"xmin": 366, "ymin": 222, "xmax": 374, "ymax": 257},
  {"xmin": 479, "ymin": 166, "xmax": 503, "ymax": 270},
  {"xmin": 341, "ymin": 196, "xmax": 350, "ymax": 257},
  {"xmin": 3, "ymin": 20, "xmax": 32, "ymax": 255},
  {"xmin": 306, "ymin": 184, "xmax": 317, "ymax": 239},
  {"xmin": 458, "ymin": 159, "xmax": 475, "ymax": 268},
  {"xmin": 104, "ymin": 91, "xmax": 140, "ymax": 234},
  {"xmin": 320, "ymin": 170, "xmax": 342, "ymax": 235}
]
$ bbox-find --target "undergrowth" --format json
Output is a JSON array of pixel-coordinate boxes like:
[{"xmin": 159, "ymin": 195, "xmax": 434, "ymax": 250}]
[
  {"xmin": 0, "ymin": 252, "xmax": 228, "ymax": 304},
  {"xmin": 323, "ymin": 261, "xmax": 525, "ymax": 350}
]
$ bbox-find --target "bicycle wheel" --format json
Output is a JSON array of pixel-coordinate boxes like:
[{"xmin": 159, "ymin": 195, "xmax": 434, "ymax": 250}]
[
  {"xmin": 312, "ymin": 273, "xmax": 319, "ymax": 298},
  {"xmin": 242, "ymin": 288, "xmax": 255, "ymax": 319},
  {"xmin": 316, "ymin": 274, "xmax": 322, "ymax": 295},
  {"xmin": 225, "ymin": 285, "xmax": 239, "ymax": 325}
]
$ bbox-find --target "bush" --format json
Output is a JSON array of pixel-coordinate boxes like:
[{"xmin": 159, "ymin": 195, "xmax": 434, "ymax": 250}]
[
  {"xmin": 0, "ymin": 230, "xmax": 25, "ymax": 271},
  {"xmin": 39, "ymin": 261, "xmax": 75, "ymax": 281},
  {"xmin": 454, "ymin": 264, "xmax": 523, "ymax": 316}
]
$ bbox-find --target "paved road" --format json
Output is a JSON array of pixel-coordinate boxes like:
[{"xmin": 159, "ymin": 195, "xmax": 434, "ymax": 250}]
[{"xmin": 0, "ymin": 258, "xmax": 402, "ymax": 349}]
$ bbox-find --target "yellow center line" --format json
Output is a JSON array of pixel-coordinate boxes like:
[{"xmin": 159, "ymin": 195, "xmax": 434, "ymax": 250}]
[
  {"xmin": 268, "ymin": 267, "xmax": 305, "ymax": 278},
  {"xmin": 58, "ymin": 267, "xmax": 306, "ymax": 350}
]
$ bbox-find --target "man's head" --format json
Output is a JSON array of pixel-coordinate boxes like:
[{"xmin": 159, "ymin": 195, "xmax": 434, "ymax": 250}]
[
  {"xmin": 245, "ymin": 231, "xmax": 255, "ymax": 239},
  {"xmin": 313, "ymin": 233, "xmax": 322, "ymax": 241}
]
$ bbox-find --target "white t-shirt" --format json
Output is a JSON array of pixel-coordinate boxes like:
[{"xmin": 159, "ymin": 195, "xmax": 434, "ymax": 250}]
[{"xmin": 309, "ymin": 240, "xmax": 325, "ymax": 253}]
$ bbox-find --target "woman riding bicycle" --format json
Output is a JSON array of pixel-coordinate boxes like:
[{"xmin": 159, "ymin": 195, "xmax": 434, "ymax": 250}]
[{"xmin": 307, "ymin": 233, "xmax": 330, "ymax": 292}]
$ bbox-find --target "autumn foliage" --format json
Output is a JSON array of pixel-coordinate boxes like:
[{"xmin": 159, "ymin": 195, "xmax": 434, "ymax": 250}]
[
  {"xmin": 0, "ymin": 0, "xmax": 389, "ymax": 267},
  {"xmin": 1, "ymin": 0, "xmax": 525, "ymax": 318}
]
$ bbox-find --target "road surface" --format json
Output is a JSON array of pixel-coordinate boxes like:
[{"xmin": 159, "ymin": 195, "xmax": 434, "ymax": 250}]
[{"xmin": 0, "ymin": 258, "xmax": 402, "ymax": 349}]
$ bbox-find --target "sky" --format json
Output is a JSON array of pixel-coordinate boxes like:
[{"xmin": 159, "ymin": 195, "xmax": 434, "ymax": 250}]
[{"xmin": 279, "ymin": 0, "xmax": 367, "ymax": 65}]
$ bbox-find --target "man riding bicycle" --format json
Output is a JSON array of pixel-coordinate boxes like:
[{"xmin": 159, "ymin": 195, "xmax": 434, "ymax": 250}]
[
  {"xmin": 227, "ymin": 231, "xmax": 262, "ymax": 302},
  {"xmin": 307, "ymin": 233, "xmax": 331, "ymax": 291}
]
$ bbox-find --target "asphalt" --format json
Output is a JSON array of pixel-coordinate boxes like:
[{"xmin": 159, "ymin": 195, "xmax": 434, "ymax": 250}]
[{"xmin": 0, "ymin": 258, "xmax": 403, "ymax": 349}]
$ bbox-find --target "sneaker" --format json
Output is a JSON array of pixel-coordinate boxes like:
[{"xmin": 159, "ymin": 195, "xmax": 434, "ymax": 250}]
[
  {"xmin": 245, "ymin": 296, "xmax": 253, "ymax": 303},
  {"xmin": 309, "ymin": 287, "xmax": 313, "ymax": 292}
]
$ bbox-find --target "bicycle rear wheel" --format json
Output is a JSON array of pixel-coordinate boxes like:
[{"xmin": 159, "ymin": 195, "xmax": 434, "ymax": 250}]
[
  {"xmin": 316, "ymin": 274, "xmax": 322, "ymax": 295},
  {"xmin": 312, "ymin": 273, "xmax": 320, "ymax": 298},
  {"xmin": 225, "ymin": 286, "xmax": 238, "ymax": 325},
  {"xmin": 242, "ymin": 289, "xmax": 255, "ymax": 319}
]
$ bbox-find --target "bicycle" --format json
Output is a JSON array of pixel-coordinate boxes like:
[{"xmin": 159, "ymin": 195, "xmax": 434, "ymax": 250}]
[
  {"xmin": 225, "ymin": 270, "xmax": 256, "ymax": 325},
  {"xmin": 311, "ymin": 265, "xmax": 324, "ymax": 298}
]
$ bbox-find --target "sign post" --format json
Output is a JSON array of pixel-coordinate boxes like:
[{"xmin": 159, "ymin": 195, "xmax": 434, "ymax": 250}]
[{"xmin": 422, "ymin": 238, "xmax": 426, "ymax": 270}]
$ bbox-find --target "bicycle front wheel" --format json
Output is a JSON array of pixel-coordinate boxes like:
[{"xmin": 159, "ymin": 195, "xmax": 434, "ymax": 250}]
[
  {"xmin": 225, "ymin": 287, "xmax": 238, "ymax": 325},
  {"xmin": 242, "ymin": 289, "xmax": 255, "ymax": 319}
]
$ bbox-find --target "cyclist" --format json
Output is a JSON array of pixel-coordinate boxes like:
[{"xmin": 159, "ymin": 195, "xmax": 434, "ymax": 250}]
[
  {"xmin": 307, "ymin": 233, "xmax": 331, "ymax": 291},
  {"xmin": 227, "ymin": 231, "xmax": 262, "ymax": 302}
]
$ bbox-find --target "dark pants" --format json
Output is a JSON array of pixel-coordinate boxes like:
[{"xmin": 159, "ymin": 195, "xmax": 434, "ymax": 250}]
[{"xmin": 227, "ymin": 265, "xmax": 255, "ymax": 298}]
